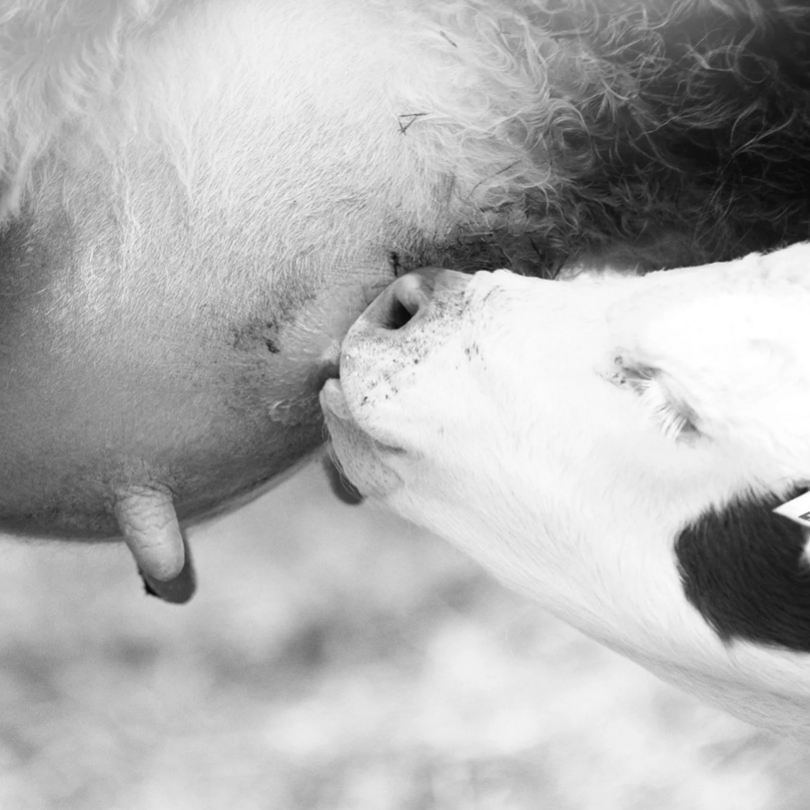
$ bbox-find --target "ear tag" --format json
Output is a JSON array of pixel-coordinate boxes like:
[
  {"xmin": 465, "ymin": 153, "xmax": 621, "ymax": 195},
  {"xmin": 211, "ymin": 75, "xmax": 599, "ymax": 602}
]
[{"xmin": 773, "ymin": 490, "xmax": 810, "ymax": 527}]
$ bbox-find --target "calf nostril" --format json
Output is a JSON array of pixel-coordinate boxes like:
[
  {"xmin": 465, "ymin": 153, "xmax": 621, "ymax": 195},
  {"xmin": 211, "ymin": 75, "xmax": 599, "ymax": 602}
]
[
  {"xmin": 383, "ymin": 296, "xmax": 415, "ymax": 330},
  {"xmin": 376, "ymin": 273, "xmax": 432, "ymax": 331}
]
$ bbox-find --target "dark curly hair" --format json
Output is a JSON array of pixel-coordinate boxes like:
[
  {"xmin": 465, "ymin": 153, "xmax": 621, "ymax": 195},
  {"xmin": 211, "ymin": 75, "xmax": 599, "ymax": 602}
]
[{"xmin": 526, "ymin": 0, "xmax": 810, "ymax": 269}]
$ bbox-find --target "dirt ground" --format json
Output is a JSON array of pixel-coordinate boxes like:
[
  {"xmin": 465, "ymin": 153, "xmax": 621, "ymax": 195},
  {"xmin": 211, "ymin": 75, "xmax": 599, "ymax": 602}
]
[{"xmin": 1, "ymin": 456, "xmax": 809, "ymax": 810}]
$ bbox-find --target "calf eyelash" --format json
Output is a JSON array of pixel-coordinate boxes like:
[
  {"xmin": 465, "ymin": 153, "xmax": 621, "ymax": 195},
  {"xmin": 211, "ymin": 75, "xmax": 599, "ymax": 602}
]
[{"xmin": 611, "ymin": 358, "xmax": 699, "ymax": 442}]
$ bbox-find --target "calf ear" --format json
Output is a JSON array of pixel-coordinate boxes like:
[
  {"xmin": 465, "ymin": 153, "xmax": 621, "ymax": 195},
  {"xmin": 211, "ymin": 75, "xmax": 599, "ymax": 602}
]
[{"xmin": 676, "ymin": 489, "xmax": 810, "ymax": 652}]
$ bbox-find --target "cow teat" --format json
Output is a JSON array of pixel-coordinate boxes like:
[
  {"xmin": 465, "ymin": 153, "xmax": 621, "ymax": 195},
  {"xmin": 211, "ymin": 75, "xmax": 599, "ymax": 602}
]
[{"xmin": 114, "ymin": 486, "xmax": 196, "ymax": 604}]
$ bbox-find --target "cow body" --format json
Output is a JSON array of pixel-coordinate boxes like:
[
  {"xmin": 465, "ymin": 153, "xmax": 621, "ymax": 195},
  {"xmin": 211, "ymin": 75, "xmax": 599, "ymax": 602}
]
[
  {"xmin": 0, "ymin": 0, "xmax": 597, "ymax": 543},
  {"xmin": 0, "ymin": 0, "xmax": 427, "ymax": 539},
  {"xmin": 3, "ymin": 0, "xmax": 810, "ymax": 595},
  {"xmin": 322, "ymin": 248, "xmax": 810, "ymax": 738}
]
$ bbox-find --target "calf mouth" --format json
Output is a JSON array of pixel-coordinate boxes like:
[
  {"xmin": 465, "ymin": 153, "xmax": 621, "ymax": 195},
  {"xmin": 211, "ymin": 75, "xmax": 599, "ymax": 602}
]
[
  {"xmin": 320, "ymin": 378, "xmax": 353, "ymax": 423},
  {"xmin": 320, "ymin": 378, "xmax": 406, "ymax": 499}
]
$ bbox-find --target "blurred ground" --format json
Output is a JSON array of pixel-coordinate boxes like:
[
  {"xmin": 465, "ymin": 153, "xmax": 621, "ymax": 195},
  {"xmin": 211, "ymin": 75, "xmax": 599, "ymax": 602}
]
[{"xmin": 0, "ymin": 457, "xmax": 809, "ymax": 809}]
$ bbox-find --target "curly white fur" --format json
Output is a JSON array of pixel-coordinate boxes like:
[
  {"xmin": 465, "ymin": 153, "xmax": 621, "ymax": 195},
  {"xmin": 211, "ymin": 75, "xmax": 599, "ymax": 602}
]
[{"xmin": 0, "ymin": 0, "xmax": 582, "ymax": 249}]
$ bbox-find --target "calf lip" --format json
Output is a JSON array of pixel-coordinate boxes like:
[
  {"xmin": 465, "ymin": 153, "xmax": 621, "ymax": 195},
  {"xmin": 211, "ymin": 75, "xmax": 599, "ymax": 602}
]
[
  {"xmin": 319, "ymin": 378, "xmax": 408, "ymax": 457},
  {"xmin": 320, "ymin": 378, "xmax": 353, "ymax": 422}
]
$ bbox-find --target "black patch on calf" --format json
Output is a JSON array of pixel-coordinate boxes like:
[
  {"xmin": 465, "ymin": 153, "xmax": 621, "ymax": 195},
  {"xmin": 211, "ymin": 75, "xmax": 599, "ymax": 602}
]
[{"xmin": 675, "ymin": 490, "xmax": 810, "ymax": 651}]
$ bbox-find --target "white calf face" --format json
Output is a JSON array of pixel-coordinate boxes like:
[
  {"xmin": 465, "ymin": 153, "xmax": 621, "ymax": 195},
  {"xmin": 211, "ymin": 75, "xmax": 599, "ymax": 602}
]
[{"xmin": 321, "ymin": 247, "xmax": 810, "ymax": 737}]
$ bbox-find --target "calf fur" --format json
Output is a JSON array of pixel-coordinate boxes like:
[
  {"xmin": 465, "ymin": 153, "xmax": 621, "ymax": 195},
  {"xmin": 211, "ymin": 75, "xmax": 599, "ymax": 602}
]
[{"xmin": 322, "ymin": 246, "xmax": 810, "ymax": 740}]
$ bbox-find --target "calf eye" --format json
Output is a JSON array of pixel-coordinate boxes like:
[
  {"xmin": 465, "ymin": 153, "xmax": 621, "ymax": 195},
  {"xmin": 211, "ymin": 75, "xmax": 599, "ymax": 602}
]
[{"xmin": 614, "ymin": 359, "xmax": 699, "ymax": 441}]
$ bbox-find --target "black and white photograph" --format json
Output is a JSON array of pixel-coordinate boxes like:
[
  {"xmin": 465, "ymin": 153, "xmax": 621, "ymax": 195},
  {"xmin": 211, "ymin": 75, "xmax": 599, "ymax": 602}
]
[{"xmin": 2, "ymin": 1, "xmax": 810, "ymax": 807}]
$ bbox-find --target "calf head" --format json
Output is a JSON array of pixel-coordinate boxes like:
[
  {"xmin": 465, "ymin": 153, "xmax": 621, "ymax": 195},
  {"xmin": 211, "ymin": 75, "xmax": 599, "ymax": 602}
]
[{"xmin": 322, "ymin": 247, "xmax": 810, "ymax": 738}]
